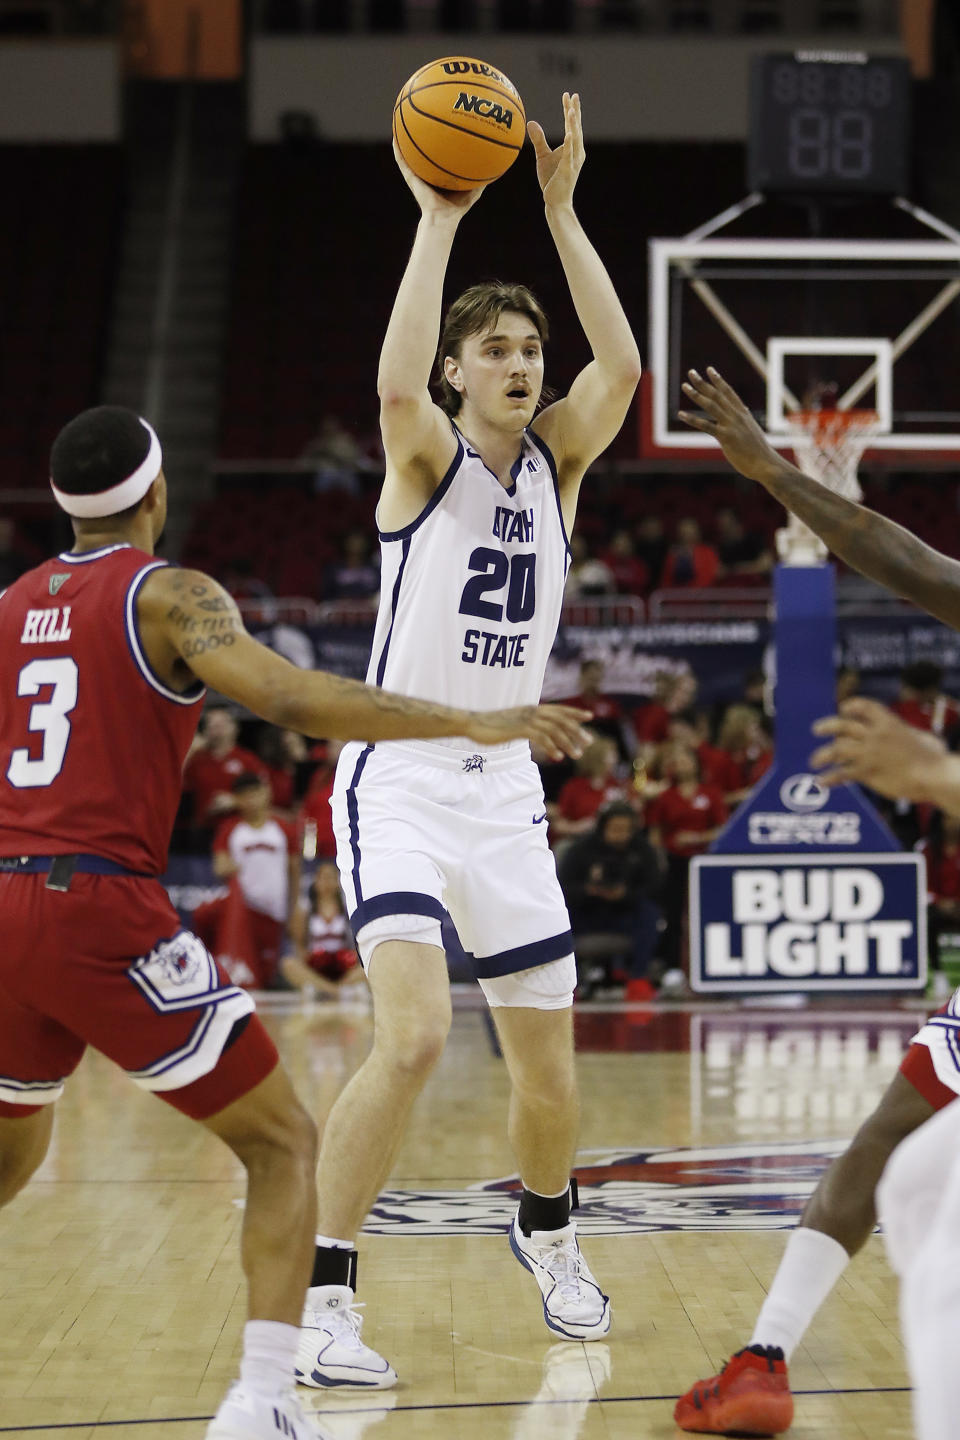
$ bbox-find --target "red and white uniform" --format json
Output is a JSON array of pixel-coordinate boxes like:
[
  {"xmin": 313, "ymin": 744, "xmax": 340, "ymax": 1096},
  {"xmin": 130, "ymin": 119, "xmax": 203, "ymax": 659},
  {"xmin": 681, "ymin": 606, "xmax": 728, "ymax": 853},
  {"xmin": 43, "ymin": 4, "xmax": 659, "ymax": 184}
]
[
  {"xmin": 0, "ymin": 543, "xmax": 277, "ymax": 1117},
  {"xmin": 214, "ymin": 814, "xmax": 297, "ymax": 922},
  {"xmin": 305, "ymin": 907, "xmax": 358, "ymax": 981}
]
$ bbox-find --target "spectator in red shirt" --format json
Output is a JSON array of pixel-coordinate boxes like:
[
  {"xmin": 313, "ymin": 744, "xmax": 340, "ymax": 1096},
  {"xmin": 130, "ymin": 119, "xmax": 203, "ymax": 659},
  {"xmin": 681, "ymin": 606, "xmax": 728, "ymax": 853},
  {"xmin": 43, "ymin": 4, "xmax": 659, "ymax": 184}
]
[
  {"xmin": 647, "ymin": 744, "xmax": 727, "ymax": 975},
  {"xmin": 258, "ymin": 726, "xmax": 315, "ymax": 814},
  {"xmin": 562, "ymin": 658, "xmax": 631, "ymax": 758},
  {"xmin": 699, "ymin": 703, "xmax": 771, "ymax": 807},
  {"xmin": 193, "ymin": 773, "xmax": 301, "ymax": 990},
  {"xmin": 891, "ymin": 661, "xmax": 960, "ymax": 737},
  {"xmin": 182, "ymin": 704, "xmax": 269, "ymax": 830},
  {"xmin": 601, "ymin": 529, "xmax": 649, "ymax": 597},
  {"xmin": 632, "ymin": 670, "xmax": 698, "ymax": 752},
  {"xmin": 550, "ymin": 735, "xmax": 631, "ymax": 846},
  {"xmin": 660, "ymin": 517, "xmax": 720, "ymax": 590},
  {"xmin": 299, "ymin": 739, "xmax": 345, "ymax": 861}
]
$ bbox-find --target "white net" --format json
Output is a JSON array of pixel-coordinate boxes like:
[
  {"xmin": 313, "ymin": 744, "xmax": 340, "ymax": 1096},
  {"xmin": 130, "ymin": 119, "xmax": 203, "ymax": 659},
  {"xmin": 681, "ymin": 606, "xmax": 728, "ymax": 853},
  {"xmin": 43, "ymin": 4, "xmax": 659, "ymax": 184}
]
[{"xmin": 777, "ymin": 408, "xmax": 881, "ymax": 565}]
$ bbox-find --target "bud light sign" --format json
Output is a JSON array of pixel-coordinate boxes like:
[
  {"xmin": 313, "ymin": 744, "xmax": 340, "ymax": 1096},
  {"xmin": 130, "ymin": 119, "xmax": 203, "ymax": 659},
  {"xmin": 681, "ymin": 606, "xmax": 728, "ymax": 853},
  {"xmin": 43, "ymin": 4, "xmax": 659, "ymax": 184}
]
[{"xmin": 690, "ymin": 854, "xmax": 926, "ymax": 993}]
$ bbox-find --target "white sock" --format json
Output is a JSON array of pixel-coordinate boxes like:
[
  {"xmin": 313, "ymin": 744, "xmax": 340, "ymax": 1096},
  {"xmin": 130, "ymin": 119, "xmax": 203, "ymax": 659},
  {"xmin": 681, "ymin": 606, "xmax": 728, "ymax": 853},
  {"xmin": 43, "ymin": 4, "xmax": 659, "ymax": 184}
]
[
  {"xmin": 750, "ymin": 1226, "xmax": 850, "ymax": 1359},
  {"xmin": 315, "ymin": 1233, "xmax": 354, "ymax": 1249},
  {"xmin": 238, "ymin": 1319, "xmax": 299, "ymax": 1396}
]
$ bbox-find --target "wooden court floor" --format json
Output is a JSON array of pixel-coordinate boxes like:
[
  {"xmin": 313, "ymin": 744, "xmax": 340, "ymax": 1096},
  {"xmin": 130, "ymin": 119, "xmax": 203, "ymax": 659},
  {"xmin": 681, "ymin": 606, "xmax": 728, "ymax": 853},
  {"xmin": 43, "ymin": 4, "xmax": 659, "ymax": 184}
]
[{"xmin": 0, "ymin": 993, "xmax": 924, "ymax": 1439}]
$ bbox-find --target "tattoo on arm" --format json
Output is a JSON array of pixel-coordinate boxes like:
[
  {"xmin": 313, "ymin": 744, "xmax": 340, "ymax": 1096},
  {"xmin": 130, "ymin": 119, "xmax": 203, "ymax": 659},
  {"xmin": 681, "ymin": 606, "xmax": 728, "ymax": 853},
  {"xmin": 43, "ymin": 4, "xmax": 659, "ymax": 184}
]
[{"xmin": 162, "ymin": 575, "xmax": 245, "ymax": 664}]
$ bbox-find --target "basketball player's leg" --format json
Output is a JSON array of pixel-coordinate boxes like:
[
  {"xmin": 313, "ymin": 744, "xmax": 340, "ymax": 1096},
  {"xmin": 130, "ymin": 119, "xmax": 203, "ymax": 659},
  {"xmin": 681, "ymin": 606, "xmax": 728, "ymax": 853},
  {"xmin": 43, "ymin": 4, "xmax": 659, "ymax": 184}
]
[
  {"xmin": 314, "ymin": 938, "xmax": 451, "ymax": 1240},
  {"xmin": 295, "ymin": 936, "xmax": 450, "ymax": 1391},
  {"xmin": 491, "ymin": 1004, "xmax": 579, "ymax": 1196},
  {"xmin": 675, "ymin": 1055, "xmax": 943, "ymax": 1434},
  {"xmin": 0, "ymin": 1104, "xmax": 55, "ymax": 1204},
  {"xmin": 479, "ymin": 961, "xmax": 609, "ymax": 1342},
  {"xmin": 201, "ymin": 1061, "xmax": 318, "ymax": 1324}
]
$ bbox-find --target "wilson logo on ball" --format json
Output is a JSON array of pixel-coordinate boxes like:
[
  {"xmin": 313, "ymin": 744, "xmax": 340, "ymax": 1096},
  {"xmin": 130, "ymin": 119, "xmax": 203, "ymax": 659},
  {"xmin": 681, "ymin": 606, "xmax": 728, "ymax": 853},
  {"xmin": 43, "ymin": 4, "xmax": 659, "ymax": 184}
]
[
  {"xmin": 442, "ymin": 60, "xmax": 515, "ymax": 90},
  {"xmin": 452, "ymin": 93, "xmax": 515, "ymax": 128}
]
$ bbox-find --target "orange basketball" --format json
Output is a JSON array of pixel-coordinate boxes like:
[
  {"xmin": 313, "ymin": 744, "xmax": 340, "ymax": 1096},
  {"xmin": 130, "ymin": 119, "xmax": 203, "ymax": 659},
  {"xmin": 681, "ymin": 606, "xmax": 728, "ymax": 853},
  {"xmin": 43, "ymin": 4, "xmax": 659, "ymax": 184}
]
[{"xmin": 393, "ymin": 56, "xmax": 525, "ymax": 191}]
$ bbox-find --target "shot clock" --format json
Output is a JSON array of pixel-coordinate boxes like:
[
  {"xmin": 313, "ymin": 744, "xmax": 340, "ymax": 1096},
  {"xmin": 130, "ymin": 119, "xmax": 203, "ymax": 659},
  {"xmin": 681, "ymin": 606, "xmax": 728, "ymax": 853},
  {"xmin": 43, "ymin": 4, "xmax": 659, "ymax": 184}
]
[{"xmin": 748, "ymin": 52, "xmax": 911, "ymax": 196}]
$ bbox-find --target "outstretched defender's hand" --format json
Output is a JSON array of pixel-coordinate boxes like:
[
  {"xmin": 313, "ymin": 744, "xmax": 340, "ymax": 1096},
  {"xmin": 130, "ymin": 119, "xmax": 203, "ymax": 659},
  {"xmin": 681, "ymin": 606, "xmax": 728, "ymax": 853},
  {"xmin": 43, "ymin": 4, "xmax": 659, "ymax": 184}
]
[
  {"xmin": 811, "ymin": 697, "xmax": 947, "ymax": 801},
  {"xmin": 528, "ymin": 92, "xmax": 584, "ymax": 209},
  {"xmin": 465, "ymin": 704, "xmax": 592, "ymax": 761},
  {"xmin": 392, "ymin": 139, "xmax": 486, "ymax": 220},
  {"xmin": 679, "ymin": 368, "xmax": 784, "ymax": 485}
]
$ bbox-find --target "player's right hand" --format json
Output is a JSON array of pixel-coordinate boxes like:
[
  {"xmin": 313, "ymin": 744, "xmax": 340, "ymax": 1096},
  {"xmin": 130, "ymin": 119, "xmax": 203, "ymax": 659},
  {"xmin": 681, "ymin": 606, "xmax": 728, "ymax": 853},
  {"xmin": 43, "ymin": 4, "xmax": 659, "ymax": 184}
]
[
  {"xmin": 678, "ymin": 367, "xmax": 784, "ymax": 485},
  {"xmin": 466, "ymin": 704, "xmax": 592, "ymax": 761},
  {"xmin": 392, "ymin": 140, "xmax": 486, "ymax": 218}
]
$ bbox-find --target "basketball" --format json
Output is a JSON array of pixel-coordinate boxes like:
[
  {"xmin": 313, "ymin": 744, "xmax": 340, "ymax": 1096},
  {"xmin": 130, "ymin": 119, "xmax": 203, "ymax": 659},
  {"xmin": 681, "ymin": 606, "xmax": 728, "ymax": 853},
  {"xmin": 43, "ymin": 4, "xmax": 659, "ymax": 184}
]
[{"xmin": 393, "ymin": 56, "xmax": 525, "ymax": 191}]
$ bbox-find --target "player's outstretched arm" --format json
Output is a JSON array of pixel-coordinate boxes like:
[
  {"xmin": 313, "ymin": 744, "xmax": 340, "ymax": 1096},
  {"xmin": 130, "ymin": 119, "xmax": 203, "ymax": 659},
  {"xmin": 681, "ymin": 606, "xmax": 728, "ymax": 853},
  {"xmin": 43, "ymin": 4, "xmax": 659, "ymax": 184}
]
[
  {"xmin": 811, "ymin": 697, "xmax": 960, "ymax": 811},
  {"xmin": 140, "ymin": 567, "xmax": 591, "ymax": 759},
  {"xmin": 529, "ymin": 94, "xmax": 642, "ymax": 494},
  {"xmin": 680, "ymin": 367, "xmax": 960, "ymax": 631},
  {"xmin": 377, "ymin": 145, "xmax": 483, "ymax": 506}
]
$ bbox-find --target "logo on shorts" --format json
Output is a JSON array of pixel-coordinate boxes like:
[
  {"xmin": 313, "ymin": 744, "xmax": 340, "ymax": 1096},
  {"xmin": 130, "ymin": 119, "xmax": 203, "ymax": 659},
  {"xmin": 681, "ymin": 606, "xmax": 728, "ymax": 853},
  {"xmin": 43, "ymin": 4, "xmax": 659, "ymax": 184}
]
[
  {"xmin": 532, "ymin": 811, "xmax": 547, "ymax": 824},
  {"xmin": 463, "ymin": 754, "xmax": 486, "ymax": 773}
]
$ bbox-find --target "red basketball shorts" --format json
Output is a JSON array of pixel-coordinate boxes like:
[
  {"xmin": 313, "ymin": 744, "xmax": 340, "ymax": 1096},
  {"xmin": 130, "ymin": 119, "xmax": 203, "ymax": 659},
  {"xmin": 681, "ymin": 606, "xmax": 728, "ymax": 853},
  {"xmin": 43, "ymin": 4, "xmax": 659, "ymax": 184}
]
[
  {"xmin": 899, "ymin": 995, "xmax": 960, "ymax": 1110},
  {"xmin": 0, "ymin": 873, "xmax": 278, "ymax": 1120}
]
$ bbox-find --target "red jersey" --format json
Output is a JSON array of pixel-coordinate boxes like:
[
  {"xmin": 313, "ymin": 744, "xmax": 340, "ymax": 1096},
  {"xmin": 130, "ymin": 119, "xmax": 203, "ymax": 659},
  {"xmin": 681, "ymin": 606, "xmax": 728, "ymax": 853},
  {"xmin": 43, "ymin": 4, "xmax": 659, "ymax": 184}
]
[
  {"xmin": 892, "ymin": 697, "xmax": 960, "ymax": 736},
  {"xmin": 647, "ymin": 782, "xmax": 728, "ymax": 855},
  {"xmin": 556, "ymin": 775, "xmax": 627, "ymax": 823},
  {"xmin": 184, "ymin": 745, "xmax": 269, "ymax": 823},
  {"xmin": 0, "ymin": 543, "xmax": 204, "ymax": 874}
]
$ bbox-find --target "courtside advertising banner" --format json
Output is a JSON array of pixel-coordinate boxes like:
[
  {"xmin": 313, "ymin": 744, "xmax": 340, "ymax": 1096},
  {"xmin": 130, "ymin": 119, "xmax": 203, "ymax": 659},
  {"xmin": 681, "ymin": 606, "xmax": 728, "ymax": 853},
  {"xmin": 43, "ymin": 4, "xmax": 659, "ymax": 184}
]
[{"xmin": 690, "ymin": 853, "xmax": 927, "ymax": 994}]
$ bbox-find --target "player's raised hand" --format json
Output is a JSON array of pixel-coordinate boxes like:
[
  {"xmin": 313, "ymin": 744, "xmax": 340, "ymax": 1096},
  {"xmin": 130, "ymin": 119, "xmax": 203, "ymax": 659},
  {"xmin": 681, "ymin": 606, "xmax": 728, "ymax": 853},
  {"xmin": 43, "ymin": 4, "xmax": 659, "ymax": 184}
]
[
  {"xmin": 528, "ymin": 92, "xmax": 585, "ymax": 208},
  {"xmin": 679, "ymin": 368, "xmax": 784, "ymax": 485},
  {"xmin": 392, "ymin": 139, "xmax": 486, "ymax": 219},
  {"xmin": 466, "ymin": 704, "xmax": 593, "ymax": 761},
  {"xmin": 810, "ymin": 696, "xmax": 947, "ymax": 800}
]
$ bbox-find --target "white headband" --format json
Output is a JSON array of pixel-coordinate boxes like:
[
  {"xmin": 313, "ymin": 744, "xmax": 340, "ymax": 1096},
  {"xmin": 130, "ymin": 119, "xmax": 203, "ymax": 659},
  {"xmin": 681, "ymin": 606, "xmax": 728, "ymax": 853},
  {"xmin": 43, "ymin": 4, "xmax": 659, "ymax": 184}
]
[{"xmin": 50, "ymin": 419, "xmax": 162, "ymax": 518}]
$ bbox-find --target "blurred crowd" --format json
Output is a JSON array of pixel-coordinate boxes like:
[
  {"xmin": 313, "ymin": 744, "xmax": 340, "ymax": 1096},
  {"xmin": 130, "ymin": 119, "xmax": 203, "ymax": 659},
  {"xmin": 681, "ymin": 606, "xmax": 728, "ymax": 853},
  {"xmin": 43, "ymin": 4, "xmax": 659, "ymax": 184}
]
[{"xmin": 170, "ymin": 654, "xmax": 960, "ymax": 1002}]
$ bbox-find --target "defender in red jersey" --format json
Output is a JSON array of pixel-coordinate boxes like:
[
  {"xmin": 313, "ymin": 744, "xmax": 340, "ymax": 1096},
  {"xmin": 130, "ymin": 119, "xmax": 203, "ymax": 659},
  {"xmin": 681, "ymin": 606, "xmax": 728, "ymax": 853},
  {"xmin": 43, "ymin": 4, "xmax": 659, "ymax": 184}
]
[{"xmin": 0, "ymin": 406, "xmax": 591, "ymax": 1440}]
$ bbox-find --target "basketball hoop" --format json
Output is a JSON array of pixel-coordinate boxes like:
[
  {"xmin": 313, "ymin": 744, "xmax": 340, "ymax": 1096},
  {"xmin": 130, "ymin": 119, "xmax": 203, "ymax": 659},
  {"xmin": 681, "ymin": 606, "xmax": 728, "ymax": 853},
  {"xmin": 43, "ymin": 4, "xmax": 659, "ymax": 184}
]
[{"xmin": 777, "ymin": 407, "xmax": 881, "ymax": 564}]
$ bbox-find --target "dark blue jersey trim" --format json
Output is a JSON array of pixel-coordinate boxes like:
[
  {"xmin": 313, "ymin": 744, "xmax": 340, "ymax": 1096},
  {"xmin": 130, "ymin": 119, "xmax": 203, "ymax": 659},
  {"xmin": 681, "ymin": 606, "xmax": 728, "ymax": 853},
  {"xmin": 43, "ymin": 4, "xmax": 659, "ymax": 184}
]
[
  {"xmin": 351, "ymin": 891, "xmax": 447, "ymax": 935},
  {"xmin": 528, "ymin": 429, "xmax": 572, "ymax": 556},
  {"xmin": 469, "ymin": 929, "xmax": 574, "ymax": 980},
  {"xmin": 124, "ymin": 563, "xmax": 206, "ymax": 707},
  {"xmin": 346, "ymin": 744, "xmax": 374, "ymax": 905},
  {"xmin": 378, "ymin": 436, "xmax": 464, "ymax": 542},
  {"xmin": 374, "ymin": 536, "xmax": 411, "ymax": 687}
]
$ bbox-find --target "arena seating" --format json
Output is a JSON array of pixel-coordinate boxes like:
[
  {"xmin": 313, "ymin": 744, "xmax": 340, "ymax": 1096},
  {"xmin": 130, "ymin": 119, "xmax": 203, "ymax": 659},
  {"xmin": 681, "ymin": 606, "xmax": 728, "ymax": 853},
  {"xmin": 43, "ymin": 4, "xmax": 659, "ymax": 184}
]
[{"xmin": 0, "ymin": 145, "xmax": 123, "ymax": 496}]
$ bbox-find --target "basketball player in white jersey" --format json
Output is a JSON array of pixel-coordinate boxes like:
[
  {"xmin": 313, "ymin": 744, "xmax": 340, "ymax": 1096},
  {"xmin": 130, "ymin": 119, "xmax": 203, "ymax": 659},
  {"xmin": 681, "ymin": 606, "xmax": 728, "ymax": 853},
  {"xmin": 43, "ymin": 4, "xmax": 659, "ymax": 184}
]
[{"xmin": 295, "ymin": 93, "xmax": 642, "ymax": 1389}]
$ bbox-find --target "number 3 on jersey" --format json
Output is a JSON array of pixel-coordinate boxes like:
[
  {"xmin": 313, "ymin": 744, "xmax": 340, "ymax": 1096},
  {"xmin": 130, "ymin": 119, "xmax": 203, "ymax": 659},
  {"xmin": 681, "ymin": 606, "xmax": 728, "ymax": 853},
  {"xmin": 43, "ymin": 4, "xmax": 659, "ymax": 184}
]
[{"xmin": 7, "ymin": 657, "xmax": 78, "ymax": 788}]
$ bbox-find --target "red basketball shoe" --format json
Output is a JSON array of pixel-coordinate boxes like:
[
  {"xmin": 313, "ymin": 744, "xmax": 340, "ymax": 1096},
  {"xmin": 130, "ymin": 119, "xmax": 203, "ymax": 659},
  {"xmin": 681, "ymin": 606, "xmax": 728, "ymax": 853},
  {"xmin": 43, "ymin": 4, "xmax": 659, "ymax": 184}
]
[{"xmin": 674, "ymin": 1345, "xmax": 794, "ymax": 1435}]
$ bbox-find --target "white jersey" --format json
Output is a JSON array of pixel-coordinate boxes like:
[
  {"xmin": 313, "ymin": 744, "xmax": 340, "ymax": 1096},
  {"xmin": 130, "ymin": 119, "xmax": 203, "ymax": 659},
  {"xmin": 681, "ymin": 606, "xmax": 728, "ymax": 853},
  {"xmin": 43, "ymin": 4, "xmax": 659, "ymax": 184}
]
[{"xmin": 367, "ymin": 425, "xmax": 570, "ymax": 736}]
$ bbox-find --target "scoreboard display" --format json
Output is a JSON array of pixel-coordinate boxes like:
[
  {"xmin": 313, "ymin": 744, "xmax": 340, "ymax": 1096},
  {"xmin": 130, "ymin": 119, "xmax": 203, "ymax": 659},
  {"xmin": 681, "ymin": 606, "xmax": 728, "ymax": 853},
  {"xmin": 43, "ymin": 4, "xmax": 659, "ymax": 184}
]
[{"xmin": 748, "ymin": 52, "xmax": 911, "ymax": 196}]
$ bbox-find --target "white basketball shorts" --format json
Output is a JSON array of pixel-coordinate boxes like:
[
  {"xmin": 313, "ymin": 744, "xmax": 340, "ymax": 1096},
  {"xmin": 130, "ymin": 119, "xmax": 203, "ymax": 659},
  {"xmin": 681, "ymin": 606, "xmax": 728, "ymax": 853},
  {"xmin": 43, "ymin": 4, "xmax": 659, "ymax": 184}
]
[{"xmin": 331, "ymin": 738, "xmax": 575, "ymax": 1008}]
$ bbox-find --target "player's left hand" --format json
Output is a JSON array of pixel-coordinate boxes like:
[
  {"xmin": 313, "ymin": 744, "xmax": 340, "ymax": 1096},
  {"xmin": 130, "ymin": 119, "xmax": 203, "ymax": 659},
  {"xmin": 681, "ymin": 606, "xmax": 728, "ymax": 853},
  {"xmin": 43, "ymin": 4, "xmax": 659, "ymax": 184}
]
[
  {"xmin": 466, "ymin": 703, "xmax": 592, "ymax": 762},
  {"xmin": 528, "ymin": 92, "xmax": 584, "ymax": 208},
  {"xmin": 679, "ymin": 368, "xmax": 784, "ymax": 485},
  {"xmin": 810, "ymin": 696, "xmax": 947, "ymax": 801}
]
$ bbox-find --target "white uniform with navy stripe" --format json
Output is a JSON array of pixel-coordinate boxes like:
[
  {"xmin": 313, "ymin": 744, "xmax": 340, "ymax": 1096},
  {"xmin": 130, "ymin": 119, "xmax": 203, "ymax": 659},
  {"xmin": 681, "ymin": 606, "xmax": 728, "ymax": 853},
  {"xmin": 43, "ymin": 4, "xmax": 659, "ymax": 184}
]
[{"xmin": 332, "ymin": 425, "xmax": 576, "ymax": 1004}]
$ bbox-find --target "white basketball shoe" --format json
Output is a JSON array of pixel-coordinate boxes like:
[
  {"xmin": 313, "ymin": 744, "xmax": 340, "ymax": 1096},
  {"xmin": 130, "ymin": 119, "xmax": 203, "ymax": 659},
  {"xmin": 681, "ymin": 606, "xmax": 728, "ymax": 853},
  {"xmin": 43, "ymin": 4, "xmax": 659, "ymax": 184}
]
[
  {"xmin": 295, "ymin": 1285, "xmax": 397, "ymax": 1390},
  {"xmin": 509, "ymin": 1216, "xmax": 611, "ymax": 1340},
  {"xmin": 206, "ymin": 1382, "xmax": 331, "ymax": 1439}
]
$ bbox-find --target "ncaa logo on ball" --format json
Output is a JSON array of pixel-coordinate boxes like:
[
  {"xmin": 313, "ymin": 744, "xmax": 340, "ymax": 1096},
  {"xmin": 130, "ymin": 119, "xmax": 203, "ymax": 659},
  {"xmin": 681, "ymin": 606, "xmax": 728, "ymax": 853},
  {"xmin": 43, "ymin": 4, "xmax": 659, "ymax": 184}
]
[{"xmin": 779, "ymin": 773, "xmax": 830, "ymax": 813}]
